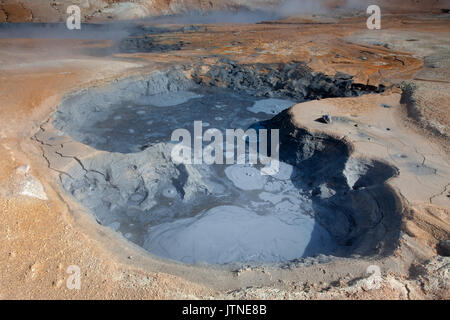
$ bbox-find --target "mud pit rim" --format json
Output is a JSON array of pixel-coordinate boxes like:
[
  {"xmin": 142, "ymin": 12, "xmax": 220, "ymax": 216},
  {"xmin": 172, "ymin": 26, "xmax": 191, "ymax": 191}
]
[{"xmin": 33, "ymin": 65, "xmax": 403, "ymax": 270}]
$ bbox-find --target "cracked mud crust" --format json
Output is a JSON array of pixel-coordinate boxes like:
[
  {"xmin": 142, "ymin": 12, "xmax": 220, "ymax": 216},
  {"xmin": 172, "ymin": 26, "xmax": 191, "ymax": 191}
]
[{"xmin": 0, "ymin": 9, "xmax": 449, "ymax": 299}]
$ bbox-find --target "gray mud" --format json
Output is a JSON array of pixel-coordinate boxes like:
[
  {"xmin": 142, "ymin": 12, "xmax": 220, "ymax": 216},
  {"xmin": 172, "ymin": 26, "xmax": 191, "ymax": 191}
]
[{"xmin": 48, "ymin": 66, "xmax": 401, "ymax": 265}]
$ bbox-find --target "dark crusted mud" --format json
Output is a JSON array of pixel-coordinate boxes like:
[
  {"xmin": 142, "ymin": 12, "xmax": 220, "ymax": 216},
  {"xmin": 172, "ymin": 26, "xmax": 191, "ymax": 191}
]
[
  {"xmin": 119, "ymin": 34, "xmax": 185, "ymax": 53},
  {"xmin": 191, "ymin": 58, "xmax": 386, "ymax": 101}
]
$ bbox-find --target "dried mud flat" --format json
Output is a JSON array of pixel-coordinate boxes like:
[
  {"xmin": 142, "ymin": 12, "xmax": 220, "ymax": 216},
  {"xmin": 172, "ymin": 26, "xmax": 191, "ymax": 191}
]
[{"xmin": 0, "ymin": 9, "xmax": 449, "ymax": 300}]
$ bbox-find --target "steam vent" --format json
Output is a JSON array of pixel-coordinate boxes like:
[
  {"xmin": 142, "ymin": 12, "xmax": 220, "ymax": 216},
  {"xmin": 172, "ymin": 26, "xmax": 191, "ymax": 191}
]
[{"xmin": 0, "ymin": 0, "xmax": 449, "ymax": 301}]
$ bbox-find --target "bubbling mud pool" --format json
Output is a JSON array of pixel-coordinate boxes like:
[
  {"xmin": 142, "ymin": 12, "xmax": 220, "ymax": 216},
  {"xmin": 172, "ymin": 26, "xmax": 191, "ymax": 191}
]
[{"xmin": 47, "ymin": 68, "xmax": 402, "ymax": 265}]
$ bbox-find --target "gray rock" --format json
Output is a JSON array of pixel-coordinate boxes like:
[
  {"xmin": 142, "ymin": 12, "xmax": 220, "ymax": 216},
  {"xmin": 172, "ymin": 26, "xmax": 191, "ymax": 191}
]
[
  {"xmin": 437, "ymin": 240, "xmax": 450, "ymax": 256},
  {"xmin": 316, "ymin": 114, "xmax": 332, "ymax": 124}
]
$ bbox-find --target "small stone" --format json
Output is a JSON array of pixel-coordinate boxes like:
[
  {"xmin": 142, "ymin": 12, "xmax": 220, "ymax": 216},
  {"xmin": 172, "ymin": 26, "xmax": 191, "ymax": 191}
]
[
  {"xmin": 316, "ymin": 114, "xmax": 332, "ymax": 124},
  {"xmin": 437, "ymin": 240, "xmax": 450, "ymax": 256}
]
